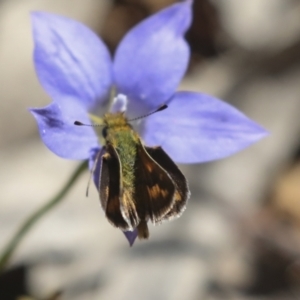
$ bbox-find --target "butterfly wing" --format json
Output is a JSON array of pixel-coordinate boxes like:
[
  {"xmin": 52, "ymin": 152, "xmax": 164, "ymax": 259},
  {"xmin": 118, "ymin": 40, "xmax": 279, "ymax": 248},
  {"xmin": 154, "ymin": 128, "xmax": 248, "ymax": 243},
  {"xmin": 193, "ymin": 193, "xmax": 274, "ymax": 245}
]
[
  {"xmin": 99, "ymin": 145, "xmax": 129, "ymax": 230},
  {"xmin": 130, "ymin": 142, "xmax": 176, "ymax": 225},
  {"xmin": 145, "ymin": 146, "xmax": 190, "ymax": 221}
]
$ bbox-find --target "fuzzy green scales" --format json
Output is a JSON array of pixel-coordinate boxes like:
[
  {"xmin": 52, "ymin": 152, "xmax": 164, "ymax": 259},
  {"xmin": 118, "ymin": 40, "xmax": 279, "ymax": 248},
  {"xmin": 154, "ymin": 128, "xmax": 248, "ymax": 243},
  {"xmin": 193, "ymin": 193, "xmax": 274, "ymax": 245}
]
[{"xmin": 103, "ymin": 112, "xmax": 138, "ymax": 192}]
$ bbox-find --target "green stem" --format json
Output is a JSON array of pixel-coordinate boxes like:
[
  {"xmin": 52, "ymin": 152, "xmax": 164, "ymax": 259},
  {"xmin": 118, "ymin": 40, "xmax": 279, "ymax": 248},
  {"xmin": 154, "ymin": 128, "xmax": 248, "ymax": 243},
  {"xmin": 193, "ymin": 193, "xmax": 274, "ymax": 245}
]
[{"xmin": 0, "ymin": 161, "xmax": 87, "ymax": 272}]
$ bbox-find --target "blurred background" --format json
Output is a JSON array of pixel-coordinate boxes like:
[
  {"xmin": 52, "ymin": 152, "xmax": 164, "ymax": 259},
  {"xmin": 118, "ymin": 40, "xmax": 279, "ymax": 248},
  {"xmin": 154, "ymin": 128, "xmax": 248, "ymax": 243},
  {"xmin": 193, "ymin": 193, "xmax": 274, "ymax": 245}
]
[{"xmin": 1, "ymin": 0, "xmax": 300, "ymax": 299}]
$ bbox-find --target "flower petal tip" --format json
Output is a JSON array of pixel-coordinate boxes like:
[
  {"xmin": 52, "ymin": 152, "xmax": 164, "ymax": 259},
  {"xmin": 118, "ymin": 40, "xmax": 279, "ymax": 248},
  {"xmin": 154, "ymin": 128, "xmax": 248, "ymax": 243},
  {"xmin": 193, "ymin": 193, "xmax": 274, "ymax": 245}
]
[
  {"xmin": 30, "ymin": 102, "xmax": 99, "ymax": 160},
  {"xmin": 251, "ymin": 124, "xmax": 269, "ymax": 141},
  {"xmin": 123, "ymin": 230, "xmax": 138, "ymax": 247},
  {"xmin": 32, "ymin": 11, "xmax": 112, "ymax": 110},
  {"xmin": 30, "ymin": 11, "xmax": 58, "ymax": 31},
  {"xmin": 114, "ymin": 0, "xmax": 192, "ymax": 115},
  {"xmin": 30, "ymin": 10, "xmax": 43, "ymax": 21},
  {"xmin": 143, "ymin": 92, "xmax": 270, "ymax": 163}
]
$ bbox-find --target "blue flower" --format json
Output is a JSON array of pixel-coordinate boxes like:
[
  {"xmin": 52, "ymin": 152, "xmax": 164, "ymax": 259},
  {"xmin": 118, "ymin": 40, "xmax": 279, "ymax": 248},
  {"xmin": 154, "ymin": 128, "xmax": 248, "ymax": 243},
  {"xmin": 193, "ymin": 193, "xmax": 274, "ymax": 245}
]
[{"xmin": 29, "ymin": 1, "xmax": 267, "ymax": 245}]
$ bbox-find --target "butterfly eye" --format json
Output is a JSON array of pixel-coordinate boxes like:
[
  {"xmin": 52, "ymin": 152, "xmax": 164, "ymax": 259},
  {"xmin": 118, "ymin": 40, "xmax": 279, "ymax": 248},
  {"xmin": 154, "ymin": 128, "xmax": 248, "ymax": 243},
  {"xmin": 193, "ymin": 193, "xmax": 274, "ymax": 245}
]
[{"xmin": 102, "ymin": 127, "xmax": 108, "ymax": 138}]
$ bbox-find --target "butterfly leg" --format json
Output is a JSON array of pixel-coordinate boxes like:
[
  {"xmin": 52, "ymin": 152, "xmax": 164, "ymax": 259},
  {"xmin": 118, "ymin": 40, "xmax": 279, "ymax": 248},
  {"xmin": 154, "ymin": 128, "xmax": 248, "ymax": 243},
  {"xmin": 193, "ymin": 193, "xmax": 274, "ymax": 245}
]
[{"xmin": 137, "ymin": 220, "xmax": 149, "ymax": 239}]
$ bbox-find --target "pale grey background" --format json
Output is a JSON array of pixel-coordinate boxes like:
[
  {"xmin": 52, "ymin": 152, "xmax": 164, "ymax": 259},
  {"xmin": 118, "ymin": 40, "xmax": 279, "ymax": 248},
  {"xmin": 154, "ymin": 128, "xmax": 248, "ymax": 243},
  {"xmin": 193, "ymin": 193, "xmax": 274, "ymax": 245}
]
[{"xmin": 1, "ymin": 0, "xmax": 300, "ymax": 299}]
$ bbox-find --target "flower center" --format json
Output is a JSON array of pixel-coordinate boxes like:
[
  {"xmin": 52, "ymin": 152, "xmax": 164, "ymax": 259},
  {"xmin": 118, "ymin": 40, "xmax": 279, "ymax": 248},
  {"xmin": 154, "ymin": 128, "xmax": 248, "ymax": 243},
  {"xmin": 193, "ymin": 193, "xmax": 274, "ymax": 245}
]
[{"xmin": 110, "ymin": 94, "xmax": 128, "ymax": 114}]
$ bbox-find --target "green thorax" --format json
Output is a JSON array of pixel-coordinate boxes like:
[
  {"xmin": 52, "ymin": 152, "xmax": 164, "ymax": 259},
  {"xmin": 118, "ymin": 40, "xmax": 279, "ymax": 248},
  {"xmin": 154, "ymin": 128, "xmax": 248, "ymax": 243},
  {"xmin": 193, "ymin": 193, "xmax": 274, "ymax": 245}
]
[{"xmin": 103, "ymin": 112, "xmax": 139, "ymax": 189}]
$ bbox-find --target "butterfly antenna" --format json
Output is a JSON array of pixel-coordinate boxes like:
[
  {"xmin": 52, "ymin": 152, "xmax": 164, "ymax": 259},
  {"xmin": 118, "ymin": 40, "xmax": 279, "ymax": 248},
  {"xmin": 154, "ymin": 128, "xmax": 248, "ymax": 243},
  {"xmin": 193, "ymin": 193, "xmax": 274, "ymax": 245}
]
[
  {"xmin": 128, "ymin": 104, "xmax": 167, "ymax": 122},
  {"xmin": 74, "ymin": 121, "xmax": 103, "ymax": 127},
  {"xmin": 86, "ymin": 150, "xmax": 102, "ymax": 197},
  {"xmin": 74, "ymin": 121, "xmax": 104, "ymax": 196}
]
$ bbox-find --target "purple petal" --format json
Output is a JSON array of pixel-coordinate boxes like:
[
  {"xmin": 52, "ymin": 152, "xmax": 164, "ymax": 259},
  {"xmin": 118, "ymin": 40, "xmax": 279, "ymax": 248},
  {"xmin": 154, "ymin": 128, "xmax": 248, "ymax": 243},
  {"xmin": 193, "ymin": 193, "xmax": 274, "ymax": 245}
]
[
  {"xmin": 89, "ymin": 147, "xmax": 104, "ymax": 188},
  {"xmin": 142, "ymin": 92, "xmax": 268, "ymax": 163},
  {"xmin": 123, "ymin": 230, "xmax": 138, "ymax": 246},
  {"xmin": 32, "ymin": 12, "xmax": 112, "ymax": 110},
  {"xmin": 89, "ymin": 147, "xmax": 103, "ymax": 171},
  {"xmin": 113, "ymin": 1, "xmax": 192, "ymax": 116},
  {"xmin": 30, "ymin": 100, "xmax": 99, "ymax": 159}
]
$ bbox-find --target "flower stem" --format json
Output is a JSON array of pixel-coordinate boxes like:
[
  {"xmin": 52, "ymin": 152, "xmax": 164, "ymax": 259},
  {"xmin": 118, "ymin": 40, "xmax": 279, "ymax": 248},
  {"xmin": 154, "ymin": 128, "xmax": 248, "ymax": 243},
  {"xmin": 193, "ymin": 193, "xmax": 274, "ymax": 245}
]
[{"xmin": 0, "ymin": 161, "xmax": 87, "ymax": 272}]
